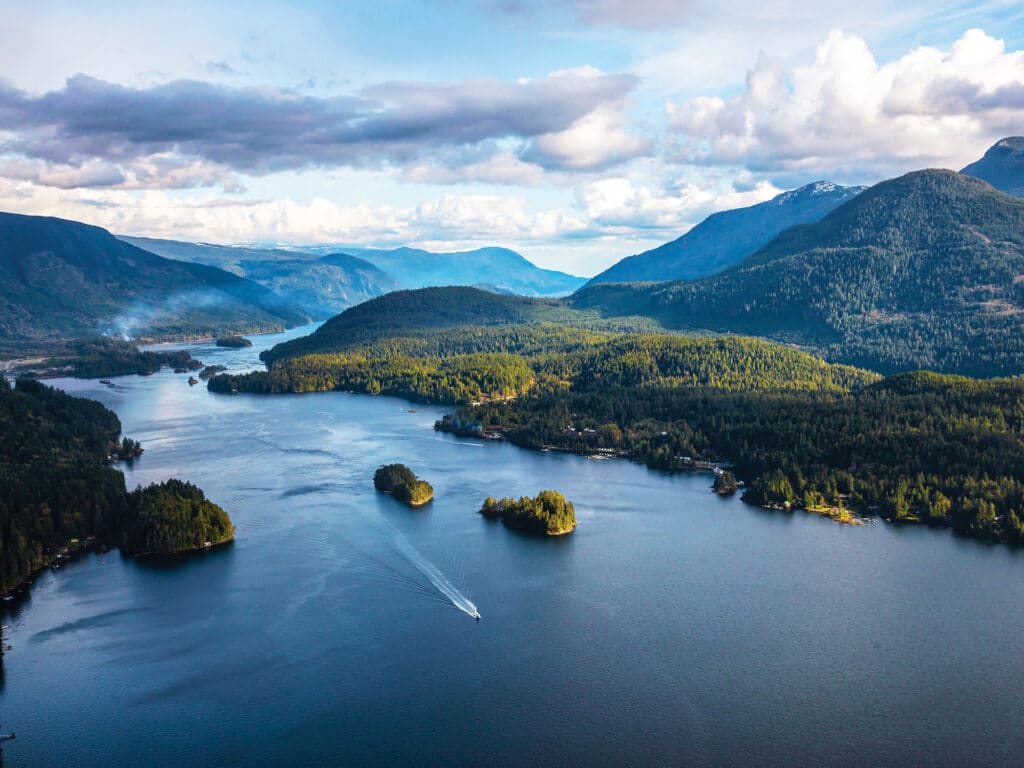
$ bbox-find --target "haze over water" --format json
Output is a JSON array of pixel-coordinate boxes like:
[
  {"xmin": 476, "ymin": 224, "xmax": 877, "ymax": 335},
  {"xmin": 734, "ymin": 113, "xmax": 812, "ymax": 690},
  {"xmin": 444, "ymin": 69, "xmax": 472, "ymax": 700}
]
[{"xmin": 4, "ymin": 326, "xmax": 1024, "ymax": 766}]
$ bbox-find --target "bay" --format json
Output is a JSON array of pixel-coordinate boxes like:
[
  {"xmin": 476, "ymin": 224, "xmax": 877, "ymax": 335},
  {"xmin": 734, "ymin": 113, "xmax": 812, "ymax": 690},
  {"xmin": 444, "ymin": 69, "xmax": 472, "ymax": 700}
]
[{"xmin": 3, "ymin": 325, "xmax": 1024, "ymax": 766}]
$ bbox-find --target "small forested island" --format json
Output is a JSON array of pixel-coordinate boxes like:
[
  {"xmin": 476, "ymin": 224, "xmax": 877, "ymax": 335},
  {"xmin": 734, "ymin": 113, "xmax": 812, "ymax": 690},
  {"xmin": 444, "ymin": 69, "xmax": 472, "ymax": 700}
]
[
  {"xmin": 373, "ymin": 463, "xmax": 434, "ymax": 506},
  {"xmin": 480, "ymin": 491, "xmax": 577, "ymax": 536},
  {"xmin": 216, "ymin": 335, "xmax": 253, "ymax": 348},
  {"xmin": 0, "ymin": 376, "xmax": 235, "ymax": 597},
  {"xmin": 8, "ymin": 336, "xmax": 204, "ymax": 379}
]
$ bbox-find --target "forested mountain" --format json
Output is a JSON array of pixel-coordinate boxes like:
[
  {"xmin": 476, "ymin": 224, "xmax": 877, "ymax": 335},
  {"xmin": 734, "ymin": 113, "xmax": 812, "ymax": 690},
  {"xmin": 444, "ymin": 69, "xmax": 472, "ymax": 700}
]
[
  {"xmin": 219, "ymin": 253, "xmax": 397, "ymax": 319},
  {"xmin": 586, "ymin": 181, "xmax": 864, "ymax": 285},
  {"xmin": 961, "ymin": 137, "xmax": 1024, "ymax": 197},
  {"xmin": 573, "ymin": 170, "xmax": 1024, "ymax": 377},
  {"xmin": 304, "ymin": 245, "xmax": 586, "ymax": 296},
  {"xmin": 215, "ymin": 320, "xmax": 877, "ymax": 402},
  {"xmin": 121, "ymin": 236, "xmax": 399, "ymax": 318},
  {"xmin": 259, "ymin": 286, "xmax": 587, "ymax": 364},
  {"xmin": 0, "ymin": 213, "xmax": 308, "ymax": 352}
]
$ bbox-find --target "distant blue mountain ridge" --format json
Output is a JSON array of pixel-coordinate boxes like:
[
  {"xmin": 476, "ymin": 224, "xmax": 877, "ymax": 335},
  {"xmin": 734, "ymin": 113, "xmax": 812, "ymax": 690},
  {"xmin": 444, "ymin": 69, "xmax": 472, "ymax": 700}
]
[{"xmin": 586, "ymin": 180, "xmax": 867, "ymax": 286}]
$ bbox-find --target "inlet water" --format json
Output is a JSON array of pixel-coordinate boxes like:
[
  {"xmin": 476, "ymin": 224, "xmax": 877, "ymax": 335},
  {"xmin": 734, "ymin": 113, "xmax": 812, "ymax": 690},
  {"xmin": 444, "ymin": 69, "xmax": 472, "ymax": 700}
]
[
  {"xmin": 386, "ymin": 518, "xmax": 480, "ymax": 620},
  {"xmin": 4, "ymin": 324, "xmax": 1024, "ymax": 767}
]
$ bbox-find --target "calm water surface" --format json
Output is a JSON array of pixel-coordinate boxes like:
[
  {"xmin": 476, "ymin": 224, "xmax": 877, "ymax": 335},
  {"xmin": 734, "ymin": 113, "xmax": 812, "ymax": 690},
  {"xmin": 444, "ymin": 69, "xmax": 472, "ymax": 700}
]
[{"xmin": 3, "ymin": 325, "xmax": 1024, "ymax": 766}]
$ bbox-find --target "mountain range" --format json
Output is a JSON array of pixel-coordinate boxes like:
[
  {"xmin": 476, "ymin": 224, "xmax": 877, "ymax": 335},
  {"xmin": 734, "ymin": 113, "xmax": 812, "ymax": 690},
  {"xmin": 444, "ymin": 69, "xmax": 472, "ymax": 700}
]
[
  {"xmin": 573, "ymin": 169, "xmax": 1024, "ymax": 376},
  {"xmin": 587, "ymin": 181, "xmax": 866, "ymax": 285},
  {"xmin": 296, "ymin": 245, "xmax": 586, "ymax": 297},
  {"xmin": 121, "ymin": 237, "xmax": 399, "ymax": 319},
  {"xmin": 123, "ymin": 238, "xmax": 585, "ymax": 314},
  {"xmin": 0, "ymin": 213, "xmax": 309, "ymax": 351},
  {"xmin": 264, "ymin": 148, "xmax": 1024, "ymax": 378},
  {"xmin": 3, "ymin": 136, "xmax": 1022, "ymax": 371}
]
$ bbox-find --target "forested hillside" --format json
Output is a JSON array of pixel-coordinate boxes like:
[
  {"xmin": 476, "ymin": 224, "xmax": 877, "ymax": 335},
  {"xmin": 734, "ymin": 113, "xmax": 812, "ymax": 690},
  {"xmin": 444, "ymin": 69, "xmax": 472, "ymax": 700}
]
[
  {"xmin": 0, "ymin": 213, "xmax": 308, "ymax": 352},
  {"xmin": 213, "ymin": 325, "xmax": 876, "ymax": 402},
  {"xmin": 258, "ymin": 287, "xmax": 601, "ymax": 364},
  {"xmin": 573, "ymin": 170, "xmax": 1024, "ymax": 377},
  {"xmin": 446, "ymin": 371, "xmax": 1024, "ymax": 543},
  {"xmin": 206, "ymin": 276, "xmax": 1024, "ymax": 545}
]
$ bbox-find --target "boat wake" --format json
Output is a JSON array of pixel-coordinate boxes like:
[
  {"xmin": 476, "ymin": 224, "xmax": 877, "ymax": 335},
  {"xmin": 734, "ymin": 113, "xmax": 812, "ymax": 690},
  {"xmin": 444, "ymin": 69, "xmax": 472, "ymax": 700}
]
[
  {"xmin": 387, "ymin": 525, "xmax": 481, "ymax": 620},
  {"xmin": 301, "ymin": 501, "xmax": 481, "ymax": 622},
  {"xmin": 309, "ymin": 516, "xmax": 481, "ymax": 621}
]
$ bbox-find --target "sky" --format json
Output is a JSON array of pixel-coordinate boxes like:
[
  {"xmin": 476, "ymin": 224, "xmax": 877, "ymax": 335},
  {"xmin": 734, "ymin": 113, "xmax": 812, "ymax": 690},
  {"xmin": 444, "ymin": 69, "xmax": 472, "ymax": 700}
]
[{"xmin": 1, "ymin": 0, "xmax": 1023, "ymax": 276}]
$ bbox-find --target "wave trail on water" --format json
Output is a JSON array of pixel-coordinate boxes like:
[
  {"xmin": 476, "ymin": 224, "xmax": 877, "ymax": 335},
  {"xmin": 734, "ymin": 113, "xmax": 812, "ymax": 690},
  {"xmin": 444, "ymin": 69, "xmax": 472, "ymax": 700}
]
[{"xmin": 382, "ymin": 520, "xmax": 481, "ymax": 620}]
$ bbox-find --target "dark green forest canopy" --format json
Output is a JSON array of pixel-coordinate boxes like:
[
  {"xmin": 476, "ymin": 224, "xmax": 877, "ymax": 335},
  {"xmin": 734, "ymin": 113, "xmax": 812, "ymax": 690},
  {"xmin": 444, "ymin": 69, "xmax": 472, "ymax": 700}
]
[
  {"xmin": 480, "ymin": 491, "xmax": 577, "ymax": 535},
  {"xmin": 263, "ymin": 170, "xmax": 1024, "ymax": 380},
  {"xmin": 7, "ymin": 337, "xmax": 204, "ymax": 379},
  {"xmin": 212, "ymin": 325, "xmax": 877, "ymax": 402},
  {"xmin": 0, "ymin": 378, "xmax": 233, "ymax": 594},
  {"xmin": 207, "ymin": 168, "xmax": 1024, "ymax": 549},
  {"xmin": 264, "ymin": 172, "xmax": 1024, "ymax": 381},
  {"xmin": 258, "ymin": 286, "xmax": 664, "ymax": 366},
  {"xmin": 216, "ymin": 335, "xmax": 253, "ymax": 348},
  {"xmin": 209, "ymin": 287, "xmax": 1024, "ymax": 545},
  {"xmin": 373, "ymin": 463, "xmax": 434, "ymax": 505},
  {"xmin": 123, "ymin": 479, "xmax": 234, "ymax": 556}
]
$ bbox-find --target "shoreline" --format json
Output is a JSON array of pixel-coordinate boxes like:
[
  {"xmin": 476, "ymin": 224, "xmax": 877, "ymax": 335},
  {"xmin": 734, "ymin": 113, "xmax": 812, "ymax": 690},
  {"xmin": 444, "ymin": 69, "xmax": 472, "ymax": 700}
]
[
  {"xmin": 376, "ymin": 488, "xmax": 435, "ymax": 507},
  {"xmin": 436, "ymin": 421, "xmax": 937, "ymax": 536},
  {"xmin": 130, "ymin": 534, "xmax": 236, "ymax": 559},
  {"xmin": 0, "ymin": 318, "xmax": 315, "ymax": 370},
  {"xmin": 2, "ymin": 533, "xmax": 237, "ymax": 604},
  {"xmin": 482, "ymin": 510, "xmax": 578, "ymax": 536},
  {"xmin": 139, "ymin": 368, "xmax": 985, "ymax": 544},
  {"xmin": 2, "ymin": 536, "xmax": 109, "ymax": 604}
]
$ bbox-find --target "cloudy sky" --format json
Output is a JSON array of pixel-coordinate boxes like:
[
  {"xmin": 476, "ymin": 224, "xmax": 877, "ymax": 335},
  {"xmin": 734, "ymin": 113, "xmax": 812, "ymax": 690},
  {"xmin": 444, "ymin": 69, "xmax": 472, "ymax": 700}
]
[{"xmin": 1, "ymin": 1, "xmax": 1023, "ymax": 275}]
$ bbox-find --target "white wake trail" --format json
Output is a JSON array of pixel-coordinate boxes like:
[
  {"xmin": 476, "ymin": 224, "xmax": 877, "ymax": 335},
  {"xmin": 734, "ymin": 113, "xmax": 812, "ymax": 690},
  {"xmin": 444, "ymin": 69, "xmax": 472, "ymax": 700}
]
[{"xmin": 388, "ymin": 524, "xmax": 480, "ymax": 620}]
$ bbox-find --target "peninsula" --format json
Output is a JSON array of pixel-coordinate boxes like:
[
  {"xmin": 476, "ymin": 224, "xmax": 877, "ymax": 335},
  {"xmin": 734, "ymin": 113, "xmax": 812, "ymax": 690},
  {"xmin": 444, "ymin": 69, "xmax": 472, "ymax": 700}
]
[{"xmin": 0, "ymin": 377, "xmax": 235, "ymax": 598}]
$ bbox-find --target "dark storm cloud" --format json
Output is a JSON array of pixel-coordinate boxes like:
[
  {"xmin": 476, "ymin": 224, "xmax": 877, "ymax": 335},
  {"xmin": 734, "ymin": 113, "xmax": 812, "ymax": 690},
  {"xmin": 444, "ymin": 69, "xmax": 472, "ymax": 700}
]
[{"xmin": 0, "ymin": 70, "xmax": 639, "ymax": 175}]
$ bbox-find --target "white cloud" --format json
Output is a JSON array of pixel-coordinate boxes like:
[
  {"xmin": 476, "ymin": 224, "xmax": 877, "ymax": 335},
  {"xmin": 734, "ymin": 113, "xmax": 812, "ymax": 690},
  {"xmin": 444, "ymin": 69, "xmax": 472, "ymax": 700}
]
[
  {"xmin": 0, "ymin": 178, "xmax": 590, "ymax": 250},
  {"xmin": 578, "ymin": 176, "xmax": 781, "ymax": 230},
  {"xmin": 399, "ymin": 149, "xmax": 547, "ymax": 186},
  {"xmin": 667, "ymin": 28, "xmax": 1024, "ymax": 178},
  {"xmin": 0, "ymin": 156, "xmax": 242, "ymax": 191},
  {"xmin": 528, "ymin": 103, "xmax": 653, "ymax": 171},
  {"xmin": 0, "ymin": 169, "xmax": 779, "ymax": 275}
]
